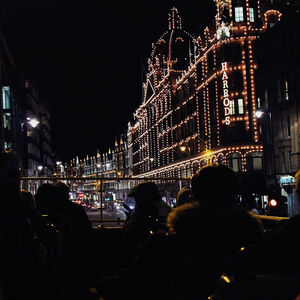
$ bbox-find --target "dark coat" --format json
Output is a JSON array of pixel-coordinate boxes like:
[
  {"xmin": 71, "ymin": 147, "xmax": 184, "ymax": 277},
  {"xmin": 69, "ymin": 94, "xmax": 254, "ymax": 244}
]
[{"xmin": 165, "ymin": 201, "xmax": 264, "ymax": 299}]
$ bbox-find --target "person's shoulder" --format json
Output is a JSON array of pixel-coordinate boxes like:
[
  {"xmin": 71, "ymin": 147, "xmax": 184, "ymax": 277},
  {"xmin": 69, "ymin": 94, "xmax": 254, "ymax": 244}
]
[
  {"xmin": 157, "ymin": 200, "xmax": 172, "ymax": 213},
  {"xmin": 167, "ymin": 202, "xmax": 199, "ymax": 232}
]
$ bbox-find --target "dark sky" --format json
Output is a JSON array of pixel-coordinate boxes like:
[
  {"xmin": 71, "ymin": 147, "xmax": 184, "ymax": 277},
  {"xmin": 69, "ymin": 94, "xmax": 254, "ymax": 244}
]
[{"xmin": 3, "ymin": 0, "xmax": 216, "ymax": 162}]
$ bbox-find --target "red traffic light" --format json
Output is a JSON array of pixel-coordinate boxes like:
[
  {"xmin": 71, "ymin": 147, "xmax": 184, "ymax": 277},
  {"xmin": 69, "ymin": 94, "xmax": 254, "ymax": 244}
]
[{"xmin": 269, "ymin": 199, "xmax": 278, "ymax": 207}]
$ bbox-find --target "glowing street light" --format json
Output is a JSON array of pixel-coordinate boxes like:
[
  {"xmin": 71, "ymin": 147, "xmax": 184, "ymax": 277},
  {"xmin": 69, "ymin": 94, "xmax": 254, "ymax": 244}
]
[
  {"xmin": 255, "ymin": 109, "xmax": 264, "ymax": 119},
  {"xmin": 27, "ymin": 117, "xmax": 40, "ymax": 128},
  {"xmin": 179, "ymin": 145, "xmax": 188, "ymax": 152}
]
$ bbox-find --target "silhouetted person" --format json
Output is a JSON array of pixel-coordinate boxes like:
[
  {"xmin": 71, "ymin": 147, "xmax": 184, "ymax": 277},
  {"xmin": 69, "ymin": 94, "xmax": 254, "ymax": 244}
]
[
  {"xmin": 121, "ymin": 181, "xmax": 172, "ymax": 266},
  {"xmin": 165, "ymin": 164, "xmax": 264, "ymax": 299},
  {"xmin": 53, "ymin": 181, "xmax": 93, "ymax": 300},
  {"xmin": 0, "ymin": 151, "xmax": 55, "ymax": 300},
  {"xmin": 175, "ymin": 186, "xmax": 194, "ymax": 207},
  {"xmin": 20, "ymin": 189, "xmax": 58, "ymax": 300},
  {"xmin": 97, "ymin": 182, "xmax": 172, "ymax": 300}
]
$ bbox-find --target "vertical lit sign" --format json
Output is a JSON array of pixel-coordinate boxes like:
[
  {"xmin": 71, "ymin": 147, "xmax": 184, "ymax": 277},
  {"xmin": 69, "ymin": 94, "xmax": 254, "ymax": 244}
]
[{"xmin": 221, "ymin": 62, "xmax": 230, "ymax": 125}]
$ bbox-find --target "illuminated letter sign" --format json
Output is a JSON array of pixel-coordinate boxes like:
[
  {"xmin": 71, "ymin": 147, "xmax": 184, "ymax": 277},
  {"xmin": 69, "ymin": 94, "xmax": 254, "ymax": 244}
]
[{"xmin": 222, "ymin": 62, "xmax": 230, "ymax": 125}]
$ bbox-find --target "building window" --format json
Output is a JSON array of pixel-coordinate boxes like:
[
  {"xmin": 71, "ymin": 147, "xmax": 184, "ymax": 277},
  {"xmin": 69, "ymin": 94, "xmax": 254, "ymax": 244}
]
[
  {"xmin": 2, "ymin": 86, "xmax": 11, "ymax": 109},
  {"xmin": 229, "ymin": 100, "xmax": 235, "ymax": 115},
  {"xmin": 246, "ymin": 152, "xmax": 263, "ymax": 171},
  {"xmin": 249, "ymin": 8, "xmax": 255, "ymax": 22},
  {"xmin": 288, "ymin": 151, "xmax": 292, "ymax": 173},
  {"xmin": 228, "ymin": 153, "xmax": 242, "ymax": 172},
  {"xmin": 287, "ymin": 115, "xmax": 291, "ymax": 137},
  {"xmin": 279, "ymin": 116, "xmax": 283, "ymax": 139},
  {"xmin": 238, "ymin": 98, "xmax": 244, "ymax": 114},
  {"xmin": 4, "ymin": 142, "xmax": 12, "ymax": 150},
  {"xmin": 257, "ymin": 97, "xmax": 261, "ymax": 108},
  {"xmin": 277, "ymin": 80, "xmax": 282, "ymax": 102},
  {"xmin": 235, "ymin": 7, "xmax": 244, "ymax": 22},
  {"xmin": 3, "ymin": 113, "xmax": 11, "ymax": 130},
  {"xmin": 284, "ymin": 78, "xmax": 289, "ymax": 101},
  {"xmin": 282, "ymin": 152, "xmax": 286, "ymax": 173},
  {"xmin": 253, "ymin": 157, "xmax": 263, "ymax": 171}
]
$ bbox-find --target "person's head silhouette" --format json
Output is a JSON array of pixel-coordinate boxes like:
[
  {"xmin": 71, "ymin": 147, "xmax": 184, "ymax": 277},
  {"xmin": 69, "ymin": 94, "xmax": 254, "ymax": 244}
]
[
  {"xmin": 128, "ymin": 181, "xmax": 161, "ymax": 211},
  {"xmin": 191, "ymin": 164, "xmax": 237, "ymax": 205},
  {"xmin": 176, "ymin": 186, "xmax": 193, "ymax": 207}
]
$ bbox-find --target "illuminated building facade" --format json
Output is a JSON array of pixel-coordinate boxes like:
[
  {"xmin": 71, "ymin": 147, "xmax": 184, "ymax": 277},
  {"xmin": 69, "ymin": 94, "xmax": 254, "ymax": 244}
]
[
  {"xmin": 67, "ymin": 134, "xmax": 131, "ymax": 202},
  {"xmin": 128, "ymin": 2, "xmax": 287, "ymax": 196}
]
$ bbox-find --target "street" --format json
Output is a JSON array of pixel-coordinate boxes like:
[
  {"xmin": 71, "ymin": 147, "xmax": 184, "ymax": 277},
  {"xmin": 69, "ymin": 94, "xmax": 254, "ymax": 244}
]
[{"xmin": 85, "ymin": 208, "xmax": 126, "ymax": 228}]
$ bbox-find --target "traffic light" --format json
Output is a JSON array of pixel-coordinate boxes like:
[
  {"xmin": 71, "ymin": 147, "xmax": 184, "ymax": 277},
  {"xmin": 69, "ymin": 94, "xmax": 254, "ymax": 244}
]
[{"xmin": 268, "ymin": 198, "xmax": 278, "ymax": 208}]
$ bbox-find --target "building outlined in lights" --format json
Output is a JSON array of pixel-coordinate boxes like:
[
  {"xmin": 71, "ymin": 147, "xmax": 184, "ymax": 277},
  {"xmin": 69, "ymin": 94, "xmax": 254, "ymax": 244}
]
[{"xmin": 127, "ymin": 2, "xmax": 284, "ymax": 198}]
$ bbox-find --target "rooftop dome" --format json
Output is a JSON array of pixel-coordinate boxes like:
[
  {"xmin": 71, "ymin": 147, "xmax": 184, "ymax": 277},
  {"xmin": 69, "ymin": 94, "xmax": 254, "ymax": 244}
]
[{"xmin": 149, "ymin": 7, "xmax": 197, "ymax": 72}]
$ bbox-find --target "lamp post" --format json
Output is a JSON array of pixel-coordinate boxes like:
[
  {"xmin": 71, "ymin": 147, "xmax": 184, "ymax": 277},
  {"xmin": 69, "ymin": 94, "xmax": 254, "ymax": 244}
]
[
  {"xmin": 256, "ymin": 108, "xmax": 283, "ymax": 214},
  {"xmin": 255, "ymin": 108, "xmax": 276, "ymax": 184}
]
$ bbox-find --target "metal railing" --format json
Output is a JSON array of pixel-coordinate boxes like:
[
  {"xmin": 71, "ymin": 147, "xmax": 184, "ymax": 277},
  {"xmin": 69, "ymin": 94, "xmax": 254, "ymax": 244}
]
[
  {"xmin": 20, "ymin": 176, "xmax": 289, "ymax": 229},
  {"xmin": 20, "ymin": 176, "xmax": 191, "ymax": 228}
]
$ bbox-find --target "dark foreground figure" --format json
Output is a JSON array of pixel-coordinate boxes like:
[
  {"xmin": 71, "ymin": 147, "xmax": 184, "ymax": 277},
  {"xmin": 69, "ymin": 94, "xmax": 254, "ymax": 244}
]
[{"xmin": 96, "ymin": 165, "xmax": 264, "ymax": 300}]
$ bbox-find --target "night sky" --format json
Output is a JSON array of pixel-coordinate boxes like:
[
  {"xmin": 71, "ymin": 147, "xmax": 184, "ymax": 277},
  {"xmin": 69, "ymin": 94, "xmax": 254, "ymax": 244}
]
[{"xmin": 3, "ymin": 0, "xmax": 216, "ymax": 162}]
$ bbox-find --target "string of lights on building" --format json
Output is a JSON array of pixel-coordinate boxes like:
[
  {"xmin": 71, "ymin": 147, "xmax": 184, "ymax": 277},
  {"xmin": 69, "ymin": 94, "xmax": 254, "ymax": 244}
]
[{"xmin": 66, "ymin": 1, "xmax": 287, "ymax": 185}]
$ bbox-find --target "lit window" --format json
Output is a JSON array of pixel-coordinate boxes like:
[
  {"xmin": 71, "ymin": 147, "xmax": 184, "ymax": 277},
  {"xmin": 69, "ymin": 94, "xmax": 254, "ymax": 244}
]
[
  {"xmin": 238, "ymin": 99, "xmax": 244, "ymax": 114},
  {"xmin": 232, "ymin": 158, "xmax": 239, "ymax": 172},
  {"xmin": 235, "ymin": 7, "xmax": 244, "ymax": 22},
  {"xmin": 3, "ymin": 113, "xmax": 11, "ymax": 130},
  {"xmin": 229, "ymin": 100, "xmax": 235, "ymax": 115},
  {"xmin": 285, "ymin": 79, "xmax": 289, "ymax": 101},
  {"xmin": 253, "ymin": 157, "xmax": 263, "ymax": 171},
  {"xmin": 2, "ymin": 87, "xmax": 11, "ymax": 109},
  {"xmin": 249, "ymin": 8, "xmax": 255, "ymax": 22},
  {"xmin": 257, "ymin": 97, "xmax": 261, "ymax": 108}
]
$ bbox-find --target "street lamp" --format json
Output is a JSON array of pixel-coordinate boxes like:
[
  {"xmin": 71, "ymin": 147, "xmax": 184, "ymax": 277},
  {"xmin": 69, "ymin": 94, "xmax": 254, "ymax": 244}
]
[
  {"xmin": 27, "ymin": 117, "xmax": 40, "ymax": 128},
  {"xmin": 255, "ymin": 108, "xmax": 280, "ymax": 212},
  {"xmin": 255, "ymin": 109, "xmax": 264, "ymax": 119}
]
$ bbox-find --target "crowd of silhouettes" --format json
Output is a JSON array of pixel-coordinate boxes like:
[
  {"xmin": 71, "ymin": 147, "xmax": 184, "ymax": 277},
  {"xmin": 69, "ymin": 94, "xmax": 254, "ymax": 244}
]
[
  {"xmin": 0, "ymin": 151, "xmax": 94, "ymax": 300},
  {"xmin": 1, "ymin": 150, "xmax": 300, "ymax": 300}
]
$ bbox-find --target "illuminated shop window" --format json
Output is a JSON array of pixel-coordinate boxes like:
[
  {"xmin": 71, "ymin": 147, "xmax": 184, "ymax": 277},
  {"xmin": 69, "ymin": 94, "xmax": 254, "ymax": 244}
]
[
  {"xmin": 249, "ymin": 8, "xmax": 255, "ymax": 22},
  {"xmin": 238, "ymin": 99, "xmax": 244, "ymax": 114},
  {"xmin": 235, "ymin": 7, "xmax": 244, "ymax": 22},
  {"xmin": 229, "ymin": 100, "xmax": 235, "ymax": 115}
]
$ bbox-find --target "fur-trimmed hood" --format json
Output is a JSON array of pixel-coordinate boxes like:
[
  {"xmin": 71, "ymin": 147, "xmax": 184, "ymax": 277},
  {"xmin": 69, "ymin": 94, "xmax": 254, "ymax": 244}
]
[{"xmin": 167, "ymin": 202, "xmax": 264, "ymax": 248}]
